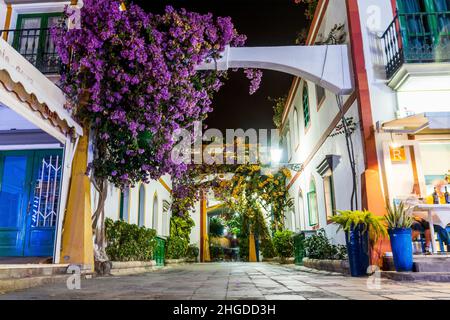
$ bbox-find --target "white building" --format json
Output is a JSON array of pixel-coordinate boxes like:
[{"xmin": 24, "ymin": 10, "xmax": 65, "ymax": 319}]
[{"xmin": 282, "ymin": 0, "xmax": 450, "ymax": 258}]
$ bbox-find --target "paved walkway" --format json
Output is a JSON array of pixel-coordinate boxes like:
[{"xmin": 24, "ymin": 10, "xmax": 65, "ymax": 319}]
[{"xmin": 1, "ymin": 263, "xmax": 450, "ymax": 300}]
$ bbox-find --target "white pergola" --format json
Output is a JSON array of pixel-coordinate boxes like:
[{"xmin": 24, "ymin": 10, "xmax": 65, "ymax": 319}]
[{"xmin": 197, "ymin": 45, "xmax": 354, "ymax": 95}]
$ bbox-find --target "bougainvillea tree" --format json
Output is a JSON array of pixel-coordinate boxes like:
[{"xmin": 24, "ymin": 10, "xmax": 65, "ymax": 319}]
[{"xmin": 52, "ymin": 0, "xmax": 261, "ymax": 265}]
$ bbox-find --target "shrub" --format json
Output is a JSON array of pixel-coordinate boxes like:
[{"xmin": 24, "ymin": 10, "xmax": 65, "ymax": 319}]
[
  {"xmin": 272, "ymin": 230, "xmax": 294, "ymax": 258},
  {"xmin": 166, "ymin": 237, "xmax": 188, "ymax": 259},
  {"xmin": 304, "ymin": 229, "xmax": 347, "ymax": 260},
  {"xmin": 261, "ymin": 237, "xmax": 276, "ymax": 259},
  {"xmin": 385, "ymin": 201, "xmax": 414, "ymax": 229},
  {"xmin": 105, "ymin": 218, "xmax": 157, "ymax": 261},
  {"xmin": 331, "ymin": 210, "xmax": 387, "ymax": 242},
  {"xmin": 186, "ymin": 244, "xmax": 199, "ymax": 261},
  {"xmin": 238, "ymin": 235, "xmax": 249, "ymax": 262},
  {"xmin": 166, "ymin": 215, "xmax": 195, "ymax": 259},
  {"xmin": 210, "ymin": 245, "xmax": 225, "ymax": 261}
]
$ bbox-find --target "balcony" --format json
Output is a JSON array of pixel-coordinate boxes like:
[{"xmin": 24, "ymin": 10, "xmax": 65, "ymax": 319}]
[
  {"xmin": 381, "ymin": 11, "xmax": 450, "ymax": 80},
  {"xmin": 0, "ymin": 28, "xmax": 61, "ymax": 75}
]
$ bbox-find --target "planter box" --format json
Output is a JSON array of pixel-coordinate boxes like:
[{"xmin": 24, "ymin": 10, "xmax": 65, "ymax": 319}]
[
  {"xmin": 302, "ymin": 258, "xmax": 350, "ymax": 275},
  {"xmin": 110, "ymin": 261, "xmax": 156, "ymax": 276},
  {"xmin": 165, "ymin": 258, "xmax": 187, "ymax": 265},
  {"xmin": 262, "ymin": 257, "xmax": 295, "ymax": 264}
]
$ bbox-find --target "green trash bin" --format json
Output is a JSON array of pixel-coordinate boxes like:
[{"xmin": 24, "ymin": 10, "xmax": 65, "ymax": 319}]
[
  {"xmin": 154, "ymin": 237, "xmax": 166, "ymax": 266},
  {"xmin": 293, "ymin": 233, "xmax": 306, "ymax": 265}
]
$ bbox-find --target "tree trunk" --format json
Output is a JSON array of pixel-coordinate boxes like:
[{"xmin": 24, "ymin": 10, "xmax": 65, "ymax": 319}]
[{"xmin": 91, "ymin": 177, "xmax": 111, "ymax": 275}]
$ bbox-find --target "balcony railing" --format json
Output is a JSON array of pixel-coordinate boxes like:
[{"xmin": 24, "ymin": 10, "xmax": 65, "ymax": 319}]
[
  {"xmin": 0, "ymin": 28, "xmax": 61, "ymax": 75},
  {"xmin": 381, "ymin": 11, "xmax": 450, "ymax": 79}
]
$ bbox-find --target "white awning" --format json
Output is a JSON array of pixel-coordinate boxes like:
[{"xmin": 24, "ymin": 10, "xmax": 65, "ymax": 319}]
[
  {"xmin": 381, "ymin": 112, "xmax": 450, "ymax": 134},
  {"xmin": 0, "ymin": 38, "xmax": 83, "ymax": 138}
]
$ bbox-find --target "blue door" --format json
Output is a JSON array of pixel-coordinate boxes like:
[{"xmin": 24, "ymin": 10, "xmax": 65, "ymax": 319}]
[{"xmin": 0, "ymin": 150, "xmax": 63, "ymax": 257}]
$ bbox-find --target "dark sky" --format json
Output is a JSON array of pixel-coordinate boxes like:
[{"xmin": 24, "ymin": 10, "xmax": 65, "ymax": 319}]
[{"xmin": 134, "ymin": 0, "xmax": 307, "ymax": 131}]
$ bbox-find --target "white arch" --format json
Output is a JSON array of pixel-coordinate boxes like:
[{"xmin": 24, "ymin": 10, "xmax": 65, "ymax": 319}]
[{"xmin": 197, "ymin": 45, "xmax": 353, "ymax": 95}]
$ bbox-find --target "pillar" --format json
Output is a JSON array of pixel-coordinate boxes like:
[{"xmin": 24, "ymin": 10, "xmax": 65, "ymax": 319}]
[
  {"xmin": 59, "ymin": 134, "xmax": 94, "ymax": 271},
  {"xmin": 248, "ymin": 232, "xmax": 257, "ymax": 262}
]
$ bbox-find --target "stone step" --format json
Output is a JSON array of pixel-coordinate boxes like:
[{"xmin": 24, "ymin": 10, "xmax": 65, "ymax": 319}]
[
  {"xmin": 0, "ymin": 264, "xmax": 69, "ymax": 279},
  {"xmin": 110, "ymin": 261, "xmax": 157, "ymax": 276},
  {"xmin": 0, "ymin": 274, "xmax": 71, "ymax": 293},
  {"xmin": 0, "ymin": 264, "xmax": 95, "ymax": 293},
  {"xmin": 413, "ymin": 260, "xmax": 450, "ymax": 272},
  {"xmin": 383, "ymin": 255, "xmax": 450, "ymax": 272},
  {"xmin": 382, "ymin": 271, "xmax": 450, "ymax": 282}
]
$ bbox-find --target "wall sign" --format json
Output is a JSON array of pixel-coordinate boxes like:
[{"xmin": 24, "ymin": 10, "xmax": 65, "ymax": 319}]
[{"xmin": 390, "ymin": 146, "xmax": 407, "ymax": 163}]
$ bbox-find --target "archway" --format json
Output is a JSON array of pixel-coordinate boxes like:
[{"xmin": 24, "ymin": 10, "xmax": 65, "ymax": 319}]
[{"xmin": 198, "ymin": 45, "xmax": 353, "ymax": 95}]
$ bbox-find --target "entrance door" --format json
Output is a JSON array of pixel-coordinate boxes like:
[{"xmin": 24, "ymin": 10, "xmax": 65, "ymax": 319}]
[
  {"xmin": 0, "ymin": 150, "xmax": 63, "ymax": 257},
  {"xmin": 0, "ymin": 152, "xmax": 33, "ymax": 256}
]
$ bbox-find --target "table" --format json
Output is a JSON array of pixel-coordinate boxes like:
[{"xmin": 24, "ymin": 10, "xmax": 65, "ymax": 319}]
[{"xmin": 413, "ymin": 204, "xmax": 450, "ymax": 253}]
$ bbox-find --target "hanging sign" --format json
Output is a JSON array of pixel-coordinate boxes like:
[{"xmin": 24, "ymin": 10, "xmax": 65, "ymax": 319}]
[{"xmin": 390, "ymin": 146, "xmax": 407, "ymax": 163}]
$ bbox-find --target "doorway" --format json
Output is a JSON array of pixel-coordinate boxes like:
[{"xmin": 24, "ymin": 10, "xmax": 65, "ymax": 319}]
[{"xmin": 0, "ymin": 149, "xmax": 63, "ymax": 257}]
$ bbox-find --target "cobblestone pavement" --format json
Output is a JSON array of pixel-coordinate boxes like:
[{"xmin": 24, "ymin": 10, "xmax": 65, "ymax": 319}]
[{"xmin": 1, "ymin": 263, "xmax": 450, "ymax": 300}]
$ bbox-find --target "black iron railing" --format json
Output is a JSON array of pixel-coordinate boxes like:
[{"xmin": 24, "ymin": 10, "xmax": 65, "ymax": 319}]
[
  {"xmin": 0, "ymin": 28, "xmax": 61, "ymax": 75},
  {"xmin": 381, "ymin": 11, "xmax": 450, "ymax": 78}
]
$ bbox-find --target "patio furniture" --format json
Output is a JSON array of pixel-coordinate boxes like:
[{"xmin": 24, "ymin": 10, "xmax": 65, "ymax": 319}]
[{"xmin": 413, "ymin": 204, "xmax": 450, "ymax": 253}]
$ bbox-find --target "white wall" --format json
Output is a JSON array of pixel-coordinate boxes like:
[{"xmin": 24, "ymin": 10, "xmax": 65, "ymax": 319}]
[
  {"xmin": 0, "ymin": 1, "xmax": 6, "ymax": 30},
  {"xmin": 190, "ymin": 201, "xmax": 201, "ymax": 247},
  {"xmin": 94, "ymin": 174, "xmax": 172, "ymax": 237},
  {"xmin": 281, "ymin": 0, "xmax": 366, "ymax": 245}
]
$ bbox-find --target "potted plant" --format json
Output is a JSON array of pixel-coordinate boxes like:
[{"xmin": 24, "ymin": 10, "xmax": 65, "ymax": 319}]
[
  {"xmin": 385, "ymin": 201, "xmax": 414, "ymax": 272},
  {"xmin": 331, "ymin": 210, "xmax": 387, "ymax": 277}
]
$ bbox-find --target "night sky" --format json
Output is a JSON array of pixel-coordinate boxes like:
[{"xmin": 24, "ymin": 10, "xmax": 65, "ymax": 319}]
[{"xmin": 134, "ymin": 0, "xmax": 308, "ymax": 132}]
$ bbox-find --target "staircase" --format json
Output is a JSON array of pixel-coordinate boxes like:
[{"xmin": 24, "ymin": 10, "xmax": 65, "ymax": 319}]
[
  {"xmin": 382, "ymin": 255, "xmax": 450, "ymax": 282},
  {"xmin": 0, "ymin": 264, "xmax": 77, "ymax": 293}
]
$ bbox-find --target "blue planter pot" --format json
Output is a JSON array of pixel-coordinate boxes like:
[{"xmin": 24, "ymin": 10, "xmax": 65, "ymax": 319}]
[
  {"xmin": 345, "ymin": 224, "xmax": 370, "ymax": 277},
  {"xmin": 388, "ymin": 228, "xmax": 413, "ymax": 272}
]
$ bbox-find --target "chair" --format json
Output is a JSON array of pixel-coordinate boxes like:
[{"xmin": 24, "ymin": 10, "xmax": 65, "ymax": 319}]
[{"xmin": 437, "ymin": 226, "xmax": 450, "ymax": 253}]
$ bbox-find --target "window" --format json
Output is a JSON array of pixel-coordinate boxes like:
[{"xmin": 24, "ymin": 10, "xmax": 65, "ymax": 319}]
[
  {"xmin": 297, "ymin": 189, "xmax": 305, "ymax": 230},
  {"xmin": 138, "ymin": 185, "xmax": 145, "ymax": 227},
  {"xmin": 13, "ymin": 13, "xmax": 63, "ymax": 74},
  {"xmin": 162, "ymin": 200, "xmax": 171, "ymax": 236},
  {"xmin": 315, "ymin": 84, "xmax": 326, "ymax": 109},
  {"xmin": 291, "ymin": 211, "xmax": 297, "ymax": 232},
  {"xmin": 293, "ymin": 108, "xmax": 299, "ymax": 147},
  {"xmin": 119, "ymin": 188, "xmax": 130, "ymax": 222},
  {"xmin": 323, "ymin": 173, "xmax": 336, "ymax": 221},
  {"xmin": 307, "ymin": 178, "xmax": 319, "ymax": 227},
  {"xmin": 302, "ymin": 83, "xmax": 310, "ymax": 128},
  {"xmin": 152, "ymin": 194, "xmax": 159, "ymax": 231}
]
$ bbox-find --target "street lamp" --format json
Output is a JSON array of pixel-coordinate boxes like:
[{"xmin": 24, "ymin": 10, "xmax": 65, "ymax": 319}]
[
  {"xmin": 270, "ymin": 148, "xmax": 283, "ymax": 165},
  {"xmin": 269, "ymin": 148, "xmax": 303, "ymax": 172}
]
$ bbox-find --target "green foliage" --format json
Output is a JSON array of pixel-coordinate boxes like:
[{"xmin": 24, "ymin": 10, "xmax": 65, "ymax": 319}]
[
  {"xmin": 166, "ymin": 215, "xmax": 195, "ymax": 259},
  {"xmin": 105, "ymin": 218, "xmax": 156, "ymax": 261},
  {"xmin": 239, "ymin": 236, "xmax": 249, "ymax": 262},
  {"xmin": 210, "ymin": 245, "xmax": 225, "ymax": 261},
  {"xmin": 295, "ymin": 0, "xmax": 319, "ymax": 20},
  {"xmin": 166, "ymin": 236, "xmax": 188, "ymax": 259},
  {"xmin": 304, "ymin": 229, "xmax": 347, "ymax": 260},
  {"xmin": 225, "ymin": 213, "xmax": 241, "ymax": 236},
  {"xmin": 186, "ymin": 244, "xmax": 199, "ymax": 261},
  {"xmin": 261, "ymin": 237, "xmax": 276, "ymax": 259},
  {"xmin": 272, "ymin": 230, "xmax": 294, "ymax": 258},
  {"xmin": 385, "ymin": 201, "xmax": 414, "ymax": 230},
  {"xmin": 209, "ymin": 217, "xmax": 225, "ymax": 237},
  {"xmin": 331, "ymin": 210, "xmax": 388, "ymax": 242},
  {"xmin": 269, "ymin": 95, "xmax": 287, "ymax": 128}
]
